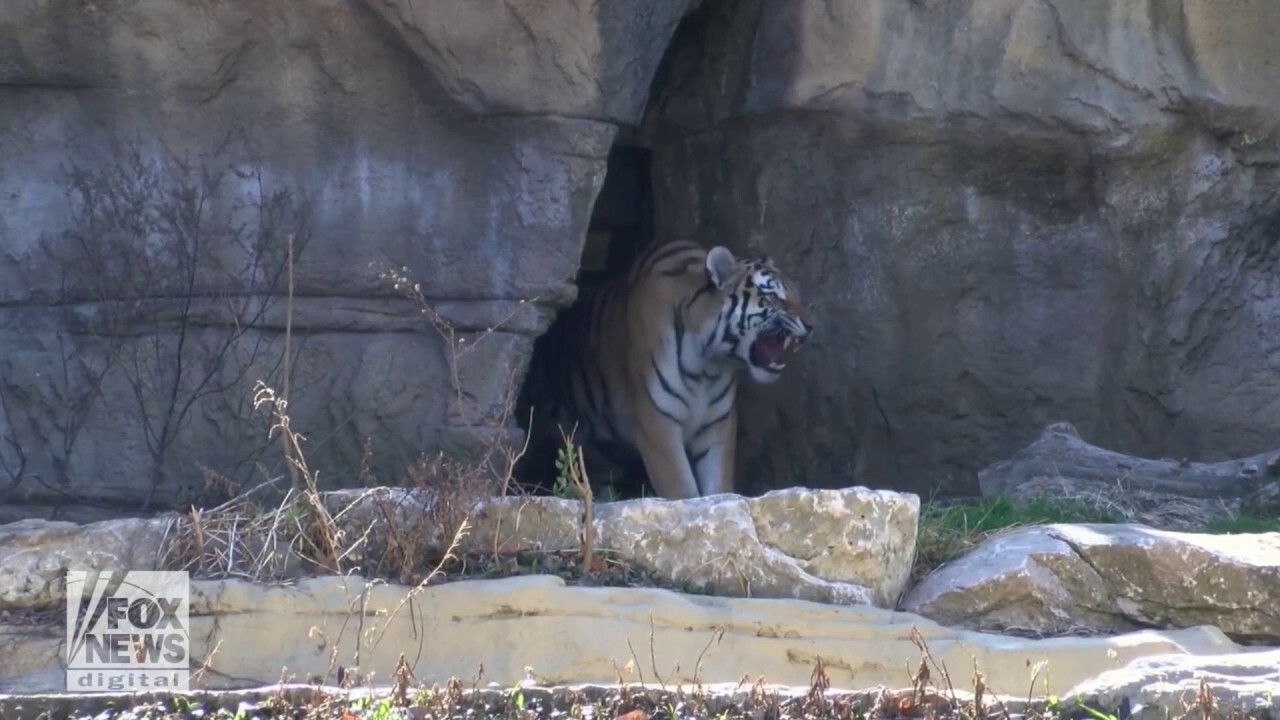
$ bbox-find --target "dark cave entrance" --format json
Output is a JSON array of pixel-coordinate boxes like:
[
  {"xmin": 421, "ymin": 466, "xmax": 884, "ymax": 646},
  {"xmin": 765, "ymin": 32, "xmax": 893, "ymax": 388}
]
[
  {"xmin": 578, "ymin": 140, "xmax": 656, "ymax": 286},
  {"xmin": 511, "ymin": 3, "xmax": 721, "ymax": 500},
  {"xmin": 511, "ymin": 138, "xmax": 657, "ymax": 500}
]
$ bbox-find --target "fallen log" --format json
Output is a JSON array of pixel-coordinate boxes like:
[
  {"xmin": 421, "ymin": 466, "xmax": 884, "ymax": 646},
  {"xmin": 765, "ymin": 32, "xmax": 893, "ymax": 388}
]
[{"xmin": 978, "ymin": 421, "xmax": 1278, "ymax": 501}]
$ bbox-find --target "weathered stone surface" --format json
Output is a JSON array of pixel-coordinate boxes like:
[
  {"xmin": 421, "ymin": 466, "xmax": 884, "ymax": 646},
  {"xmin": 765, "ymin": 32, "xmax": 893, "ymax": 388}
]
[
  {"xmin": 0, "ymin": 0, "xmax": 672, "ymax": 514},
  {"xmin": 594, "ymin": 487, "xmax": 918, "ymax": 607},
  {"xmin": 361, "ymin": 0, "xmax": 697, "ymax": 122},
  {"xmin": 7, "ymin": 0, "xmax": 1280, "ymax": 514},
  {"xmin": 648, "ymin": 0, "xmax": 1280, "ymax": 497},
  {"xmin": 974, "ymin": 421, "xmax": 1280, "ymax": 531},
  {"xmin": 0, "ymin": 486, "xmax": 914, "ymax": 610},
  {"xmin": 0, "ymin": 518, "xmax": 173, "ymax": 610},
  {"xmin": 900, "ymin": 523, "xmax": 1280, "ymax": 643},
  {"xmin": 323, "ymin": 485, "xmax": 918, "ymax": 608},
  {"xmin": 0, "ymin": 574, "xmax": 1253, "ymax": 695},
  {"xmin": 1064, "ymin": 648, "xmax": 1280, "ymax": 719},
  {"xmin": 979, "ymin": 421, "xmax": 1274, "ymax": 500}
]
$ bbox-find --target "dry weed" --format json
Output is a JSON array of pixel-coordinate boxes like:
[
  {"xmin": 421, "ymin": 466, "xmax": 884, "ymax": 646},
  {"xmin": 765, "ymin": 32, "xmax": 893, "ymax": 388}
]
[{"xmin": 159, "ymin": 253, "xmax": 542, "ymax": 588}]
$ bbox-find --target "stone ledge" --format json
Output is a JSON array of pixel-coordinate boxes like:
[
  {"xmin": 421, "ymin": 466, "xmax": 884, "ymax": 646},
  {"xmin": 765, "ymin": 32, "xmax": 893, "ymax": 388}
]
[
  {"xmin": 0, "ymin": 487, "xmax": 921, "ymax": 613},
  {"xmin": 0, "ymin": 573, "xmax": 1255, "ymax": 697},
  {"xmin": 0, "ymin": 295, "xmax": 555, "ymax": 336}
]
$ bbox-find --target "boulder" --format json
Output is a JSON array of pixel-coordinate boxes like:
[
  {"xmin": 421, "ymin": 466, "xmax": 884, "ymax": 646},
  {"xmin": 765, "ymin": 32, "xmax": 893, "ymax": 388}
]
[
  {"xmin": 972, "ymin": 420, "xmax": 1280, "ymax": 531},
  {"xmin": 0, "ymin": 517, "xmax": 173, "ymax": 610},
  {"xmin": 978, "ymin": 421, "xmax": 1275, "ymax": 501},
  {"xmin": 319, "ymin": 485, "xmax": 919, "ymax": 608},
  {"xmin": 594, "ymin": 486, "xmax": 919, "ymax": 607},
  {"xmin": 900, "ymin": 523, "xmax": 1280, "ymax": 643}
]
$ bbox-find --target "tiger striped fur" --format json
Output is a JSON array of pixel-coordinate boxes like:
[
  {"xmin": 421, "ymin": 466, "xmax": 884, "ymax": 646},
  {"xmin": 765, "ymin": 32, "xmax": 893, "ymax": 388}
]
[{"xmin": 518, "ymin": 240, "xmax": 815, "ymax": 499}]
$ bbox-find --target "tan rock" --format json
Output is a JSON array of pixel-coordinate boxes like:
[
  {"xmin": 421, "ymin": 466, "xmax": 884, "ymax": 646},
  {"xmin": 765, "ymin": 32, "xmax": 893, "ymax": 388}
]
[
  {"xmin": 901, "ymin": 524, "xmax": 1280, "ymax": 642},
  {"xmin": 0, "ymin": 574, "xmax": 1251, "ymax": 696},
  {"xmin": 592, "ymin": 487, "xmax": 917, "ymax": 607},
  {"xmin": 748, "ymin": 487, "xmax": 919, "ymax": 607},
  {"xmin": 323, "ymin": 486, "xmax": 918, "ymax": 608}
]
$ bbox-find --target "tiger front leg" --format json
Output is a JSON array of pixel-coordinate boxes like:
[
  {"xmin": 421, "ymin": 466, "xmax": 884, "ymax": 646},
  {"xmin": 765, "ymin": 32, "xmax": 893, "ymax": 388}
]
[
  {"xmin": 690, "ymin": 405, "xmax": 737, "ymax": 497},
  {"xmin": 632, "ymin": 404, "xmax": 700, "ymax": 500}
]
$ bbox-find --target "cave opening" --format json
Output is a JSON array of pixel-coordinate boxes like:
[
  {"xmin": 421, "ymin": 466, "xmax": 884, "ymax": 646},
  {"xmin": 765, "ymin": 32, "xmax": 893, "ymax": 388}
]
[
  {"xmin": 578, "ymin": 138, "xmax": 656, "ymax": 288},
  {"xmin": 510, "ymin": 136, "xmax": 658, "ymax": 501},
  {"xmin": 509, "ymin": 1, "xmax": 714, "ymax": 499}
]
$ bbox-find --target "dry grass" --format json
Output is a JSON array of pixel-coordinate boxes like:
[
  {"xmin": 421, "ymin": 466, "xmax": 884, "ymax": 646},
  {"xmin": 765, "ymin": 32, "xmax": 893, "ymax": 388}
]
[
  {"xmin": 157, "ymin": 381, "xmax": 451, "ymax": 583},
  {"xmin": 155, "ymin": 240, "xmax": 542, "ymax": 574},
  {"xmin": 1006, "ymin": 474, "xmax": 1240, "ymax": 531},
  {"xmin": 149, "ymin": 242, "xmax": 637, "ymax": 598},
  {"xmin": 149, "ymin": 249, "xmax": 574, "ymax": 691}
]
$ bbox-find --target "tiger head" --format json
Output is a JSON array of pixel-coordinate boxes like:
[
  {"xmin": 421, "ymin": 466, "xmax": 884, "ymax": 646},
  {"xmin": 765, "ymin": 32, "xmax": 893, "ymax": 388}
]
[{"xmin": 703, "ymin": 246, "xmax": 815, "ymax": 384}]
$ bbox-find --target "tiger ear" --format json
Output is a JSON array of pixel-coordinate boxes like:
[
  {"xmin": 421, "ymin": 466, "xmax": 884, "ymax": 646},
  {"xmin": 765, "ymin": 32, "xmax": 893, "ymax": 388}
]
[{"xmin": 705, "ymin": 246, "xmax": 738, "ymax": 289}]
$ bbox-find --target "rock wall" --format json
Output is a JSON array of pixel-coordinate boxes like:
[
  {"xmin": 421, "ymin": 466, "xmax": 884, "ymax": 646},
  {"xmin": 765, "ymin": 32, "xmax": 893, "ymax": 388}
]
[
  {"xmin": 646, "ymin": 0, "xmax": 1280, "ymax": 496},
  {"xmin": 3, "ymin": 0, "xmax": 1280, "ymax": 513},
  {"xmin": 0, "ymin": 0, "xmax": 695, "ymax": 516}
]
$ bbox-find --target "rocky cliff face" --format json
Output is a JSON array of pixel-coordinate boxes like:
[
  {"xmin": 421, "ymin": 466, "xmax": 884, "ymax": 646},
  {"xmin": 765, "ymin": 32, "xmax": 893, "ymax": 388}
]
[
  {"xmin": 2, "ymin": 0, "xmax": 1279, "ymax": 514},
  {"xmin": 646, "ymin": 0, "xmax": 1280, "ymax": 495},
  {"xmin": 0, "ymin": 0, "xmax": 696, "ymax": 515}
]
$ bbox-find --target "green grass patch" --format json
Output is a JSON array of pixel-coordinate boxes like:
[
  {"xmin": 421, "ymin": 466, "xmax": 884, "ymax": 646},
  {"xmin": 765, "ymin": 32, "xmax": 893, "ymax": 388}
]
[
  {"xmin": 913, "ymin": 495, "xmax": 1125, "ymax": 581},
  {"xmin": 913, "ymin": 493, "xmax": 1280, "ymax": 581},
  {"xmin": 1205, "ymin": 513, "xmax": 1280, "ymax": 534}
]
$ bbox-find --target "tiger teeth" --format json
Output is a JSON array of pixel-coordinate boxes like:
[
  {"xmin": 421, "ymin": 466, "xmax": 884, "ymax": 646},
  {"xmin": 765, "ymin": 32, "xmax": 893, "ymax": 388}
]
[{"xmin": 783, "ymin": 337, "xmax": 795, "ymax": 351}]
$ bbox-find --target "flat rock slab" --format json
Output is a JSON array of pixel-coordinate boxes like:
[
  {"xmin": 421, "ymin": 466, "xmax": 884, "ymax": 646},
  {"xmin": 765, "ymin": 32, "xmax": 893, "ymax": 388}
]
[
  {"xmin": 901, "ymin": 523, "xmax": 1280, "ymax": 643},
  {"xmin": 0, "ymin": 574, "xmax": 1252, "ymax": 696},
  {"xmin": 1065, "ymin": 647, "xmax": 1280, "ymax": 719}
]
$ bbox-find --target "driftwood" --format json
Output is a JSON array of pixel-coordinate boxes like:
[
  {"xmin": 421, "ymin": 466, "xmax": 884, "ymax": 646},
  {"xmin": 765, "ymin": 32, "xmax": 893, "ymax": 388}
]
[{"xmin": 978, "ymin": 421, "xmax": 1279, "ymax": 502}]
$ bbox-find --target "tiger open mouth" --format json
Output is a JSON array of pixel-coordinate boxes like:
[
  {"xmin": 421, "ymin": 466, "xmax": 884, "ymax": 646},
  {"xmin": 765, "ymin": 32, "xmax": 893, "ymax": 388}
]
[{"xmin": 749, "ymin": 333, "xmax": 805, "ymax": 373}]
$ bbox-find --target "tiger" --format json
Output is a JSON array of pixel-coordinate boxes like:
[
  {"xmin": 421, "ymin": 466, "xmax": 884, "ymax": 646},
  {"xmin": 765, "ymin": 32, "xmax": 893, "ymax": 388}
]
[{"xmin": 516, "ymin": 239, "xmax": 815, "ymax": 500}]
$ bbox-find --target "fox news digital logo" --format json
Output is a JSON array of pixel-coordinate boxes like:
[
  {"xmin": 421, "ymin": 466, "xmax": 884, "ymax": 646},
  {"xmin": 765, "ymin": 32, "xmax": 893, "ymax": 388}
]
[{"xmin": 64, "ymin": 570, "xmax": 190, "ymax": 692}]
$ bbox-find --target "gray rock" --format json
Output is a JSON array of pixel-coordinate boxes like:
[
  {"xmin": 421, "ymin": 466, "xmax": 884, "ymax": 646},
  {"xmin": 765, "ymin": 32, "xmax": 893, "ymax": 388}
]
[
  {"xmin": 900, "ymin": 523, "xmax": 1280, "ymax": 643},
  {"xmin": 361, "ymin": 0, "xmax": 698, "ymax": 122},
  {"xmin": 0, "ymin": 517, "xmax": 174, "ymax": 610},
  {"xmin": 978, "ymin": 421, "xmax": 1272, "ymax": 500}
]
